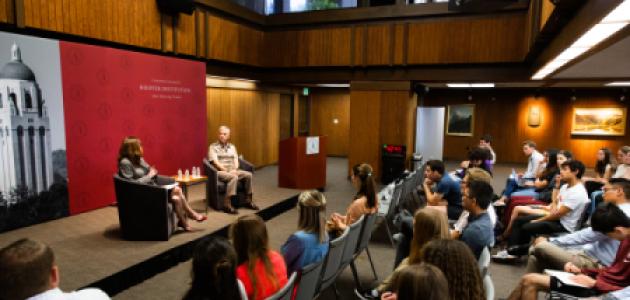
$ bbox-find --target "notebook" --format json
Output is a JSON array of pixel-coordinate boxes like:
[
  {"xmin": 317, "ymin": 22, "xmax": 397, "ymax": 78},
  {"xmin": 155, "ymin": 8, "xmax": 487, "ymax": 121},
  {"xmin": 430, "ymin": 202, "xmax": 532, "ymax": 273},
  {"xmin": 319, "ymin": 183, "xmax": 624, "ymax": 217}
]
[{"xmin": 544, "ymin": 270, "xmax": 590, "ymax": 288}]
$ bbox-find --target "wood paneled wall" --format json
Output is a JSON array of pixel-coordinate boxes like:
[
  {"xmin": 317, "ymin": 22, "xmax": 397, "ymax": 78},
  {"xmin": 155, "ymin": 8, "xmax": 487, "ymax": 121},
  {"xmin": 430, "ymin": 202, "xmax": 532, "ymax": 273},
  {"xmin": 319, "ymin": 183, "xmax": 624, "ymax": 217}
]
[
  {"xmin": 206, "ymin": 88, "xmax": 280, "ymax": 167},
  {"xmin": 423, "ymin": 89, "xmax": 630, "ymax": 168},
  {"xmin": 349, "ymin": 82, "xmax": 416, "ymax": 181},
  {"xmin": 23, "ymin": 0, "xmax": 163, "ymax": 49},
  {"xmin": 4, "ymin": 0, "xmax": 531, "ymax": 68},
  {"xmin": 0, "ymin": 0, "xmax": 12, "ymax": 24},
  {"xmin": 310, "ymin": 89, "xmax": 350, "ymax": 156},
  {"xmin": 266, "ymin": 13, "xmax": 527, "ymax": 67},
  {"xmin": 540, "ymin": 0, "xmax": 556, "ymax": 30}
]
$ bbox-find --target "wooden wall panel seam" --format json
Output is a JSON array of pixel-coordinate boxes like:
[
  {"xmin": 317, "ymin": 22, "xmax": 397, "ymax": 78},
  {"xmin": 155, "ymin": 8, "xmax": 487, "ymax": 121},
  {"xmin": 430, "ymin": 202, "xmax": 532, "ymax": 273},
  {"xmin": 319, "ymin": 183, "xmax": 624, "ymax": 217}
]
[
  {"xmin": 195, "ymin": 9, "xmax": 200, "ymax": 57},
  {"xmin": 362, "ymin": 24, "xmax": 367, "ymax": 67},
  {"xmin": 204, "ymin": 10, "xmax": 209, "ymax": 58},
  {"xmin": 350, "ymin": 25, "xmax": 355, "ymax": 68},
  {"xmin": 403, "ymin": 22, "xmax": 408, "ymax": 66},
  {"xmin": 15, "ymin": 0, "xmax": 24, "ymax": 27},
  {"xmin": 389, "ymin": 23, "xmax": 395, "ymax": 66}
]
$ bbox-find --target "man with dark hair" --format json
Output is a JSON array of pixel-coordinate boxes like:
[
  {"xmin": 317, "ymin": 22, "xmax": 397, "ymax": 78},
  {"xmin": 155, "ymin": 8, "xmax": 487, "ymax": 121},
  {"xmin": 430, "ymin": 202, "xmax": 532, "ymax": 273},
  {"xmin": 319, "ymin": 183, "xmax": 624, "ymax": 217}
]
[
  {"xmin": 459, "ymin": 180, "xmax": 495, "ymax": 258},
  {"xmin": 495, "ymin": 139, "xmax": 544, "ymax": 205},
  {"xmin": 494, "ymin": 160, "xmax": 589, "ymax": 259},
  {"xmin": 0, "ymin": 239, "xmax": 109, "ymax": 300},
  {"xmin": 526, "ymin": 178, "xmax": 630, "ymax": 273},
  {"xmin": 423, "ymin": 160, "xmax": 462, "ymax": 220},
  {"xmin": 506, "ymin": 203, "xmax": 630, "ymax": 300}
]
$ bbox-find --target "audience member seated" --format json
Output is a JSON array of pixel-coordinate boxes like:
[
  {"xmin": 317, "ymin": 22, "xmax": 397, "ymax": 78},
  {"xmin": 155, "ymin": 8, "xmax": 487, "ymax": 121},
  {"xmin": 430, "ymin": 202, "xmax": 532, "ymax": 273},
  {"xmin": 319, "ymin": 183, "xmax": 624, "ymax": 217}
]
[
  {"xmin": 505, "ymin": 203, "xmax": 630, "ymax": 300},
  {"xmin": 421, "ymin": 239, "xmax": 486, "ymax": 300},
  {"xmin": 379, "ymin": 263, "xmax": 450, "ymax": 300},
  {"xmin": 208, "ymin": 125, "xmax": 258, "ymax": 214},
  {"xmin": 613, "ymin": 146, "xmax": 630, "ymax": 179},
  {"xmin": 584, "ymin": 148, "xmax": 615, "ymax": 202},
  {"xmin": 230, "ymin": 215, "xmax": 288, "ymax": 300},
  {"xmin": 526, "ymin": 178, "xmax": 630, "ymax": 274},
  {"xmin": 494, "ymin": 160, "xmax": 589, "ymax": 259},
  {"xmin": 327, "ymin": 163, "xmax": 378, "ymax": 234},
  {"xmin": 479, "ymin": 133, "xmax": 496, "ymax": 167},
  {"xmin": 118, "ymin": 136, "xmax": 205, "ymax": 231},
  {"xmin": 495, "ymin": 140, "xmax": 545, "ymax": 206},
  {"xmin": 455, "ymin": 146, "xmax": 494, "ymax": 179},
  {"xmin": 423, "ymin": 160, "xmax": 462, "ymax": 220},
  {"xmin": 498, "ymin": 149, "xmax": 565, "ymax": 241},
  {"xmin": 591, "ymin": 146, "xmax": 630, "ymax": 211},
  {"xmin": 183, "ymin": 236, "xmax": 245, "ymax": 300},
  {"xmin": 281, "ymin": 190, "xmax": 329, "ymax": 275},
  {"xmin": 375, "ymin": 207, "xmax": 449, "ymax": 296},
  {"xmin": 452, "ymin": 168, "xmax": 498, "ymax": 242},
  {"xmin": 0, "ymin": 239, "xmax": 110, "ymax": 300},
  {"xmin": 459, "ymin": 180, "xmax": 496, "ymax": 259}
]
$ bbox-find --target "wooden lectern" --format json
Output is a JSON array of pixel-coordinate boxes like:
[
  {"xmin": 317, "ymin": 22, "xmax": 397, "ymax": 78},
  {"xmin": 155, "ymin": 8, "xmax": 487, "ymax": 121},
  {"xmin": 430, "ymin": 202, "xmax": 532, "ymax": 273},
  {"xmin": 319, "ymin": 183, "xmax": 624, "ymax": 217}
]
[{"xmin": 278, "ymin": 136, "xmax": 327, "ymax": 189}]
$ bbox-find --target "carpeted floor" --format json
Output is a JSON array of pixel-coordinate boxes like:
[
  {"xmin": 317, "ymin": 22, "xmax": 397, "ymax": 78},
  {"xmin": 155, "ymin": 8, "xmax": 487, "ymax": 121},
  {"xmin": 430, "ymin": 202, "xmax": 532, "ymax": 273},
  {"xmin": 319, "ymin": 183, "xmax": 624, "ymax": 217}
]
[{"xmin": 115, "ymin": 158, "xmax": 532, "ymax": 300}]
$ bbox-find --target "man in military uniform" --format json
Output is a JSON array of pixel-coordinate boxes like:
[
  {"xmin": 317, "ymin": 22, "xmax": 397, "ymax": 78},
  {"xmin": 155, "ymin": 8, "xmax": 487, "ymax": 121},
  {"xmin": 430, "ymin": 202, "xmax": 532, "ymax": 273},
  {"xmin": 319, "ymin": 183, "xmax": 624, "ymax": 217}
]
[{"xmin": 208, "ymin": 126, "xmax": 258, "ymax": 214}]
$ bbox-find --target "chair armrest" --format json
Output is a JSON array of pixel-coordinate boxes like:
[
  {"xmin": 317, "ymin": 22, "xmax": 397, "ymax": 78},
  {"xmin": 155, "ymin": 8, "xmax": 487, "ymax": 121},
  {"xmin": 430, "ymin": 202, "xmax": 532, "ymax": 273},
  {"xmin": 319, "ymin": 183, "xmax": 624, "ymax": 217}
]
[{"xmin": 239, "ymin": 158, "xmax": 254, "ymax": 172}]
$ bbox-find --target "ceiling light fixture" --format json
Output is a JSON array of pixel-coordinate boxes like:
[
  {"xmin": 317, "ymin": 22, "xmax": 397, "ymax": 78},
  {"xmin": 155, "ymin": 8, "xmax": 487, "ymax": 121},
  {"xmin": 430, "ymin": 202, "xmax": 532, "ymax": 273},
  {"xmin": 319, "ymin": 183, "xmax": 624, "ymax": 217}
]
[
  {"xmin": 316, "ymin": 83, "xmax": 350, "ymax": 88},
  {"xmin": 446, "ymin": 83, "xmax": 494, "ymax": 88},
  {"xmin": 531, "ymin": 1, "xmax": 630, "ymax": 80},
  {"xmin": 605, "ymin": 82, "xmax": 630, "ymax": 87}
]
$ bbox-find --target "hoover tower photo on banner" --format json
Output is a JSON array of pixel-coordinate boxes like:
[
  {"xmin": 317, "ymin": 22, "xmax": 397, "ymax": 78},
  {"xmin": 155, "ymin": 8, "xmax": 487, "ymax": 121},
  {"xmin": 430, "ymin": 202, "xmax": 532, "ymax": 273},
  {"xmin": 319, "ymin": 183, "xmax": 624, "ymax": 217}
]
[{"xmin": 0, "ymin": 32, "xmax": 68, "ymax": 233}]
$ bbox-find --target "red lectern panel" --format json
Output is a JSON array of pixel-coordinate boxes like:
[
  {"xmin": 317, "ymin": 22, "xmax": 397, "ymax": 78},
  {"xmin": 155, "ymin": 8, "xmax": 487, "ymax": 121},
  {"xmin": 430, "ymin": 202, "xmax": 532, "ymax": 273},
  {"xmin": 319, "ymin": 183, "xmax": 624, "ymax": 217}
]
[{"xmin": 278, "ymin": 137, "xmax": 327, "ymax": 189}]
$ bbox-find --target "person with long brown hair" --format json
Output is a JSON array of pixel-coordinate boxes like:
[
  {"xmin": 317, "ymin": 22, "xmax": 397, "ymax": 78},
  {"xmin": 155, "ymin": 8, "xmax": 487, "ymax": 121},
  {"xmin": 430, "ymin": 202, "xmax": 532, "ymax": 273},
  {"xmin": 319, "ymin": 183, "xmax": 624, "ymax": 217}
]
[
  {"xmin": 380, "ymin": 263, "xmax": 449, "ymax": 300},
  {"xmin": 421, "ymin": 239, "xmax": 485, "ymax": 300},
  {"xmin": 281, "ymin": 190, "xmax": 329, "ymax": 275},
  {"xmin": 117, "ymin": 136, "xmax": 206, "ymax": 231},
  {"xmin": 375, "ymin": 207, "xmax": 449, "ymax": 293},
  {"xmin": 328, "ymin": 163, "xmax": 378, "ymax": 232},
  {"xmin": 230, "ymin": 214, "xmax": 288, "ymax": 300}
]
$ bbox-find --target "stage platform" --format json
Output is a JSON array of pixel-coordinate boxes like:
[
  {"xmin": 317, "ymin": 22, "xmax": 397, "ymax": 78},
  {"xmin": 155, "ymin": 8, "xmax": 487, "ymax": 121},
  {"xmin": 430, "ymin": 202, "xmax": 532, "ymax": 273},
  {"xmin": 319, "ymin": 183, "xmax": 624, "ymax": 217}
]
[{"xmin": 0, "ymin": 164, "xmax": 301, "ymax": 296}]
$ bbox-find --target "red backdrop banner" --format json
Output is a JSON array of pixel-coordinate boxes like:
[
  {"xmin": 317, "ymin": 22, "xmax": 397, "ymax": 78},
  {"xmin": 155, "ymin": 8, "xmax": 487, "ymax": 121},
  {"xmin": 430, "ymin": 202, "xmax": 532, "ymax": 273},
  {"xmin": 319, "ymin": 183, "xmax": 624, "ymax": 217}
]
[{"xmin": 60, "ymin": 42, "xmax": 207, "ymax": 214}]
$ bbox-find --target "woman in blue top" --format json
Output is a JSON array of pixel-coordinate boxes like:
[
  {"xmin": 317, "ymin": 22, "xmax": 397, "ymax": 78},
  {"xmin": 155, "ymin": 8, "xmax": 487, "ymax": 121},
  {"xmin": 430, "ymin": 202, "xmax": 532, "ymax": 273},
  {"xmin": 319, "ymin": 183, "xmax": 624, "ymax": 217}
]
[{"xmin": 281, "ymin": 190, "xmax": 329, "ymax": 275}]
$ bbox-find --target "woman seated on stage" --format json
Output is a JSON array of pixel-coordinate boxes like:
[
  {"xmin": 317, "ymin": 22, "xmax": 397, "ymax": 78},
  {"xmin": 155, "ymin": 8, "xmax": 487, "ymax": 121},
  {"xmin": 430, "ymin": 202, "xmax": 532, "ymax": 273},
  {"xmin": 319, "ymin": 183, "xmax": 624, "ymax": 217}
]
[
  {"xmin": 281, "ymin": 190, "xmax": 329, "ymax": 275},
  {"xmin": 231, "ymin": 215, "xmax": 288, "ymax": 300},
  {"xmin": 117, "ymin": 136, "xmax": 206, "ymax": 231},
  {"xmin": 183, "ymin": 236, "xmax": 245, "ymax": 300},
  {"xmin": 327, "ymin": 163, "xmax": 378, "ymax": 233}
]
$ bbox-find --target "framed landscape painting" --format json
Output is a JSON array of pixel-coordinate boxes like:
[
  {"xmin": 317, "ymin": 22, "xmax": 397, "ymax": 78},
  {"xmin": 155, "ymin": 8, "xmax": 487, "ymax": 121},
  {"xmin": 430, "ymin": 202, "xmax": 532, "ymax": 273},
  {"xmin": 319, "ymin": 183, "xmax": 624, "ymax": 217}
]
[
  {"xmin": 447, "ymin": 104, "xmax": 475, "ymax": 136},
  {"xmin": 571, "ymin": 107, "xmax": 627, "ymax": 136}
]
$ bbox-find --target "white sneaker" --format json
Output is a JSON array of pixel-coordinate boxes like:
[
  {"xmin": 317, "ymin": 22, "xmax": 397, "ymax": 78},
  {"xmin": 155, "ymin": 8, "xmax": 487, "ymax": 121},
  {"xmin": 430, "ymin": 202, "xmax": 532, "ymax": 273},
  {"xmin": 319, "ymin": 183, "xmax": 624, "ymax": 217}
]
[{"xmin": 492, "ymin": 249, "xmax": 517, "ymax": 260}]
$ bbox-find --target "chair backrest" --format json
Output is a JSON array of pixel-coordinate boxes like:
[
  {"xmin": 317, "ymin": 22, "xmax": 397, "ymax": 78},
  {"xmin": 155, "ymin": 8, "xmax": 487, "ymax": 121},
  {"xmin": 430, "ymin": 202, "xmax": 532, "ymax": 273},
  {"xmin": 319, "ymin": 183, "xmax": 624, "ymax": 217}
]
[
  {"xmin": 294, "ymin": 259, "xmax": 325, "ymax": 300},
  {"xmin": 385, "ymin": 183, "xmax": 404, "ymax": 220},
  {"xmin": 483, "ymin": 275, "xmax": 494, "ymax": 300},
  {"xmin": 339, "ymin": 215, "xmax": 364, "ymax": 267},
  {"xmin": 356, "ymin": 213, "xmax": 377, "ymax": 253},
  {"xmin": 265, "ymin": 272, "xmax": 297, "ymax": 300},
  {"xmin": 318, "ymin": 227, "xmax": 349, "ymax": 292},
  {"xmin": 478, "ymin": 247, "xmax": 491, "ymax": 278}
]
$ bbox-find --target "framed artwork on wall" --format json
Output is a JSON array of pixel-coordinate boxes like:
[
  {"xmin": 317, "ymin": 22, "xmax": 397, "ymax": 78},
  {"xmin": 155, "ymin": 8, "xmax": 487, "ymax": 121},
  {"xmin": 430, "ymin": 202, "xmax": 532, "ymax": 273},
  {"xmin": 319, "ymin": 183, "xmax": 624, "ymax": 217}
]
[
  {"xmin": 571, "ymin": 107, "xmax": 627, "ymax": 136},
  {"xmin": 446, "ymin": 104, "xmax": 475, "ymax": 136}
]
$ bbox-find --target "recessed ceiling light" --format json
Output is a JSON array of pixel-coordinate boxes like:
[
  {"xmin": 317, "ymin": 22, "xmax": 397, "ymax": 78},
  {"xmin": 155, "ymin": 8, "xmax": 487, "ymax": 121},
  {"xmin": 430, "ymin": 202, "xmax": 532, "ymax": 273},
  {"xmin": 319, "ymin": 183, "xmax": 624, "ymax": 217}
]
[
  {"xmin": 446, "ymin": 83, "xmax": 471, "ymax": 88},
  {"xmin": 446, "ymin": 83, "xmax": 494, "ymax": 88},
  {"xmin": 317, "ymin": 83, "xmax": 350, "ymax": 88},
  {"xmin": 601, "ymin": 1, "xmax": 630, "ymax": 24},
  {"xmin": 605, "ymin": 82, "xmax": 630, "ymax": 87},
  {"xmin": 531, "ymin": 1, "xmax": 630, "ymax": 80}
]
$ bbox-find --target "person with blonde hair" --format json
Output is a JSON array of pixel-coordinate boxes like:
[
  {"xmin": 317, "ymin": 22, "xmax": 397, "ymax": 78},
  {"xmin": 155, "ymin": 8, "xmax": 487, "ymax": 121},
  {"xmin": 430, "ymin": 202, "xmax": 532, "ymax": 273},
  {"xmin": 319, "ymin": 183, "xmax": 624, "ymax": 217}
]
[
  {"xmin": 118, "ymin": 136, "xmax": 205, "ymax": 231},
  {"xmin": 369, "ymin": 207, "xmax": 449, "ymax": 297},
  {"xmin": 231, "ymin": 215, "xmax": 287, "ymax": 300},
  {"xmin": 281, "ymin": 190, "xmax": 329, "ymax": 275},
  {"xmin": 328, "ymin": 163, "xmax": 378, "ymax": 232}
]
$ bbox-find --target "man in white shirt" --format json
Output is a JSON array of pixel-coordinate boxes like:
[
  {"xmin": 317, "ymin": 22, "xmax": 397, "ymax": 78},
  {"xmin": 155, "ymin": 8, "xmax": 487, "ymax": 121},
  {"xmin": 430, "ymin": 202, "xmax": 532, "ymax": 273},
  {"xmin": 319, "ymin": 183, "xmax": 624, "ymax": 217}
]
[
  {"xmin": 495, "ymin": 140, "xmax": 544, "ymax": 205},
  {"xmin": 526, "ymin": 178, "xmax": 630, "ymax": 273},
  {"xmin": 0, "ymin": 239, "xmax": 110, "ymax": 300},
  {"xmin": 495, "ymin": 160, "xmax": 589, "ymax": 258}
]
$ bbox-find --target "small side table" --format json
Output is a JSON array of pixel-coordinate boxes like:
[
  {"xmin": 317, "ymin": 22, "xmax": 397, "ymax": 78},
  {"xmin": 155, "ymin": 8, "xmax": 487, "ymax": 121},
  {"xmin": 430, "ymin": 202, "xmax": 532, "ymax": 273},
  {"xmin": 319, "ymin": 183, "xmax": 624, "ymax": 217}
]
[{"xmin": 172, "ymin": 175, "xmax": 208, "ymax": 212}]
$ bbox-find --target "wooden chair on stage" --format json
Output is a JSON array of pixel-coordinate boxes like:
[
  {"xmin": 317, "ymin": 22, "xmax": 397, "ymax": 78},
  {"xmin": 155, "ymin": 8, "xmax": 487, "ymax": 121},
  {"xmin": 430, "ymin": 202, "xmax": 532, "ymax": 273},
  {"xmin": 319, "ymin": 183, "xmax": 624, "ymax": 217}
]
[
  {"xmin": 202, "ymin": 158, "xmax": 254, "ymax": 211},
  {"xmin": 113, "ymin": 175, "xmax": 177, "ymax": 241}
]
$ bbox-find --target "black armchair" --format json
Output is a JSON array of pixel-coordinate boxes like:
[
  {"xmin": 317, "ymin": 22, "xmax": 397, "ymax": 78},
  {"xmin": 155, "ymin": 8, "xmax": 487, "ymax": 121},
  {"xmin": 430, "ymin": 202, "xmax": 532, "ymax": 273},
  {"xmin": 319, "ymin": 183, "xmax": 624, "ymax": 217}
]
[
  {"xmin": 113, "ymin": 175, "xmax": 177, "ymax": 241},
  {"xmin": 203, "ymin": 158, "xmax": 254, "ymax": 211}
]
